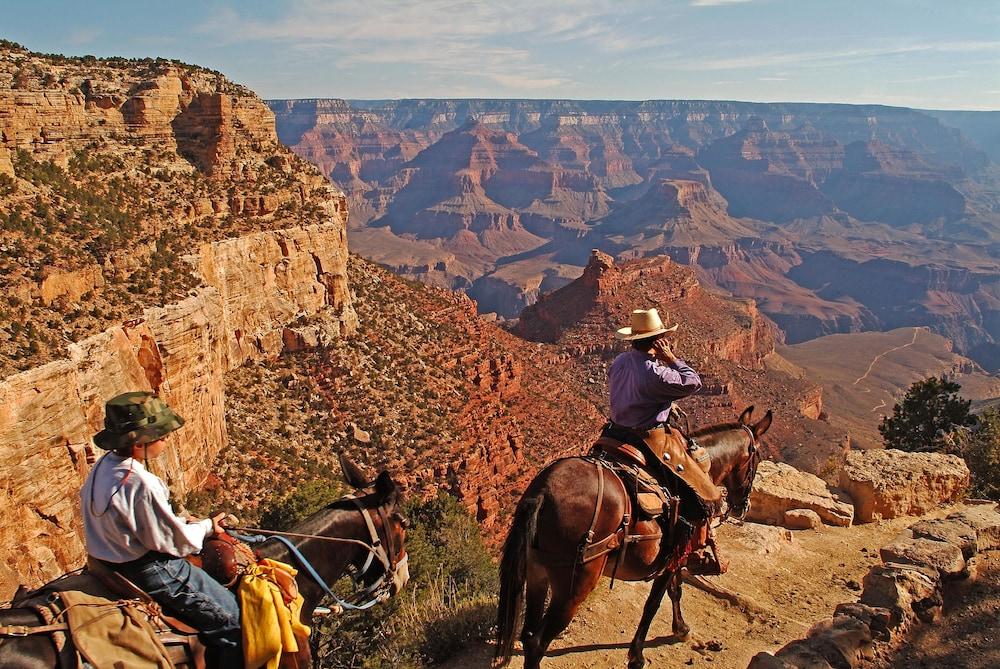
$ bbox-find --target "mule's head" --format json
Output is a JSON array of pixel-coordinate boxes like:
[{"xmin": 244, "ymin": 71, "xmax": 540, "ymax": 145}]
[
  {"xmin": 722, "ymin": 406, "xmax": 772, "ymax": 519},
  {"xmin": 340, "ymin": 454, "xmax": 410, "ymax": 597}
]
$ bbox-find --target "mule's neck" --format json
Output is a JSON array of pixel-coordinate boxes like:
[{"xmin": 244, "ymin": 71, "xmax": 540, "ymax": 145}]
[
  {"xmin": 255, "ymin": 503, "xmax": 371, "ymax": 614},
  {"xmin": 696, "ymin": 428, "xmax": 750, "ymax": 484}
]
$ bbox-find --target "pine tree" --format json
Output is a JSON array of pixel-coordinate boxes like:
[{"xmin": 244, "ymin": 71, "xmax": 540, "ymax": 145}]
[{"xmin": 879, "ymin": 376, "xmax": 975, "ymax": 452}]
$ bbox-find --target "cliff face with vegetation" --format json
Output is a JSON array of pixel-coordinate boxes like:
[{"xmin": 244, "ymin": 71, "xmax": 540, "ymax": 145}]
[{"xmin": 0, "ymin": 44, "xmax": 356, "ymax": 598}]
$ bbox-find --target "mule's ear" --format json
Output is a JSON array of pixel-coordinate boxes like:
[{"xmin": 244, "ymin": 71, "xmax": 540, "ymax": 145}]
[
  {"xmin": 374, "ymin": 470, "xmax": 400, "ymax": 503},
  {"xmin": 753, "ymin": 410, "xmax": 773, "ymax": 438},
  {"xmin": 739, "ymin": 406, "xmax": 755, "ymax": 425},
  {"xmin": 339, "ymin": 453, "xmax": 370, "ymax": 489}
]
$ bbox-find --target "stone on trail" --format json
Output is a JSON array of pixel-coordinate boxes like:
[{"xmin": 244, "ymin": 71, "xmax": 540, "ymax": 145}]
[
  {"xmin": 879, "ymin": 534, "xmax": 968, "ymax": 580},
  {"xmin": 908, "ymin": 517, "xmax": 979, "ymax": 559},
  {"xmin": 860, "ymin": 563, "xmax": 942, "ymax": 629},
  {"xmin": 748, "ymin": 460, "xmax": 854, "ymax": 527},
  {"xmin": 946, "ymin": 502, "xmax": 1000, "ymax": 551},
  {"xmin": 784, "ymin": 508, "xmax": 823, "ymax": 530}
]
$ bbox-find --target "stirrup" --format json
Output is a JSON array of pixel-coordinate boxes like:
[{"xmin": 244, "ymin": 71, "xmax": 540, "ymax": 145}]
[{"xmin": 685, "ymin": 550, "xmax": 729, "ymax": 576}]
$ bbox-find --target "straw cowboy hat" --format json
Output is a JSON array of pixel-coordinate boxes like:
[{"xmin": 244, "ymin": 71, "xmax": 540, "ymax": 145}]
[
  {"xmin": 615, "ymin": 308, "xmax": 679, "ymax": 341},
  {"xmin": 93, "ymin": 391, "xmax": 185, "ymax": 450}
]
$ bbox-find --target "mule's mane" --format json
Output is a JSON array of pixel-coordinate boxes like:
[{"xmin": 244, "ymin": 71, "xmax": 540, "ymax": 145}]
[{"xmin": 690, "ymin": 421, "xmax": 743, "ymax": 438}]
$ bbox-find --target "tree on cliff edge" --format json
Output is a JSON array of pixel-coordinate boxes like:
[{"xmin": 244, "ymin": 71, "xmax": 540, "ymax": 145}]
[
  {"xmin": 955, "ymin": 408, "xmax": 1000, "ymax": 500},
  {"xmin": 879, "ymin": 376, "xmax": 975, "ymax": 453}
]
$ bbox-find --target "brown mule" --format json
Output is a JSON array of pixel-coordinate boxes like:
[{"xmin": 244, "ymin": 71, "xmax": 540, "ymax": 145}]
[{"xmin": 495, "ymin": 406, "xmax": 772, "ymax": 669}]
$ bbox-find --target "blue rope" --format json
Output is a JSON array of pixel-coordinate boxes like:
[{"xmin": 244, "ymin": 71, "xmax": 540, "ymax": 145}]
[{"xmin": 229, "ymin": 531, "xmax": 380, "ymax": 611}]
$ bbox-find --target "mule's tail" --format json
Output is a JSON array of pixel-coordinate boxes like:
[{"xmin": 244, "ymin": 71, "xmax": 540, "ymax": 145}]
[{"xmin": 494, "ymin": 494, "xmax": 543, "ymax": 668}]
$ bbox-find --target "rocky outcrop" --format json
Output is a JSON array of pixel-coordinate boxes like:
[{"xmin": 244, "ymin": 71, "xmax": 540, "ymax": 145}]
[
  {"xmin": 838, "ymin": 449, "xmax": 970, "ymax": 523},
  {"xmin": 747, "ymin": 502, "xmax": 1000, "ymax": 669},
  {"xmin": 747, "ymin": 460, "xmax": 854, "ymax": 527}
]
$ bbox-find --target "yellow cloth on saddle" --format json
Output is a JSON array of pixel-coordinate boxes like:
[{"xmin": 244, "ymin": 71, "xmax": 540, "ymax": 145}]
[
  {"xmin": 59, "ymin": 590, "xmax": 173, "ymax": 669},
  {"xmin": 239, "ymin": 558, "xmax": 311, "ymax": 669}
]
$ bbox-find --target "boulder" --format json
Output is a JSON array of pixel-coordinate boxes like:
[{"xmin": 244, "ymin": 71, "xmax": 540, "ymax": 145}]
[
  {"xmin": 879, "ymin": 533, "xmax": 967, "ymax": 579},
  {"xmin": 860, "ymin": 563, "xmax": 942, "ymax": 628},
  {"xmin": 838, "ymin": 449, "xmax": 969, "ymax": 523},
  {"xmin": 727, "ymin": 522, "xmax": 795, "ymax": 554},
  {"xmin": 947, "ymin": 502, "xmax": 1000, "ymax": 550},
  {"xmin": 784, "ymin": 509, "xmax": 823, "ymax": 530},
  {"xmin": 909, "ymin": 518, "xmax": 978, "ymax": 559},
  {"xmin": 748, "ymin": 460, "xmax": 854, "ymax": 527},
  {"xmin": 833, "ymin": 603, "xmax": 893, "ymax": 642}
]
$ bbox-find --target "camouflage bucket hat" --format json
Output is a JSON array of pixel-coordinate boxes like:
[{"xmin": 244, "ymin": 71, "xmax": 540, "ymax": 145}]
[{"xmin": 93, "ymin": 391, "xmax": 185, "ymax": 450}]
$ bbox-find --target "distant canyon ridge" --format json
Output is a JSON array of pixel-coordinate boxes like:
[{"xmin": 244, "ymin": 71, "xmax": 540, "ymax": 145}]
[{"xmin": 268, "ymin": 99, "xmax": 1000, "ymax": 371}]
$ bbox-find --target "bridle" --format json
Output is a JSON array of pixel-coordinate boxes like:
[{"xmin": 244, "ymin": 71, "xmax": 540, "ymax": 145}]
[
  {"xmin": 725, "ymin": 424, "xmax": 761, "ymax": 521},
  {"xmin": 229, "ymin": 491, "xmax": 409, "ymax": 612},
  {"xmin": 339, "ymin": 493, "xmax": 409, "ymax": 609}
]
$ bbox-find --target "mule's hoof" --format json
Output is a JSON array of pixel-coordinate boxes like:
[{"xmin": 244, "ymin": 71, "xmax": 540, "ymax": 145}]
[
  {"xmin": 627, "ymin": 658, "xmax": 646, "ymax": 669},
  {"xmin": 673, "ymin": 626, "xmax": 691, "ymax": 641}
]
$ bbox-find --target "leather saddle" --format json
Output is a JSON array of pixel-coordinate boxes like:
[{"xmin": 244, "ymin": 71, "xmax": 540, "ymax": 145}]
[
  {"xmin": 599, "ymin": 423, "xmax": 721, "ymax": 504},
  {"xmin": 590, "ymin": 438, "xmax": 672, "ymax": 519}
]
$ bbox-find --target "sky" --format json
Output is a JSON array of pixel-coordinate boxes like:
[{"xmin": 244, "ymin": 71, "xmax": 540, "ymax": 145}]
[{"xmin": 4, "ymin": 1, "xmax": 1000, "ymax": 109}]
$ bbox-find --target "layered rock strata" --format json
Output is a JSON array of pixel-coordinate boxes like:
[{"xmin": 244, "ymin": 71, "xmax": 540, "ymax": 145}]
[{"xmin": 0, "ymin": 222, "xmax": 356, "ymax": 599}]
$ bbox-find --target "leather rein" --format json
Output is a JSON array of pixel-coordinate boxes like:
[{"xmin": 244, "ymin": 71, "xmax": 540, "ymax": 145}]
[
  {"xmin": 725, "ymin": 424, "xmax": 760, "ymax": 521},
  {"xmin": 228, "ymin": 493, "xmax": 407, "ymax": 612}
]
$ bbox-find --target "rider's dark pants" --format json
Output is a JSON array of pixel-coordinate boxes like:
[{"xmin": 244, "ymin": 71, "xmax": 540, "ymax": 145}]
[{"xmin": 117, "ymin": 552, "xmax": 242, "ymax": 668}]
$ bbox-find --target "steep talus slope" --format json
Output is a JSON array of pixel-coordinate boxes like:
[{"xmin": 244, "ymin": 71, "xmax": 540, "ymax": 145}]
[
  {"xmin": 0, "ymin": 45, "xmax": 355, "ymax": 598},
  {"xmin": 271, "ymin": 98, "xmax": 1000, "ymax": 370},
  {"xmin": 516, "ymin": 250, "xmax": 851, "ymax": 475},
  {"xmin": 212, "ymin": 255, "xmax": 603, "ymax": 537}
]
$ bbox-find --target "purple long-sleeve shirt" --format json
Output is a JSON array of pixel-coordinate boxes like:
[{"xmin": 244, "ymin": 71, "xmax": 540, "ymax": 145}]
[{"xmin": 608, "ymin": 349, "xmax": 703, "ymax": 430}]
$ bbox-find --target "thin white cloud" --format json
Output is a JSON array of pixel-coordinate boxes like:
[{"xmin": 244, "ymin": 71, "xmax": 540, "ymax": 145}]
[
  {"xmin": 67, "ymin": 27, "xmax": 101, "ymax": 46},
  {"xmin": 691, "ymin": 0, "xmax": 752, "ymax": 6},
  {"xmin": 683, "ymin": 40, "xmax": 1000, "ymax": 71},
  {"xmin": 198, "ymin": 0, "xmax": 659, "ymax": 94}
]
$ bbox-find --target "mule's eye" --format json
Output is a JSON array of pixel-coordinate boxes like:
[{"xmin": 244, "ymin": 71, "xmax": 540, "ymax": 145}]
[{"xmin": 392, "ymin": 512, "xmax": 410, "ymax": 529}]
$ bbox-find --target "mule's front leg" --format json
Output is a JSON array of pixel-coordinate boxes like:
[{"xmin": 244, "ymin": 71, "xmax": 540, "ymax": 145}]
[
  {"xmin": 667, "ymin": 570, "xmax": 690, "ymax": 639},
  {"xmin": 626, "ymin": 571, "xmax": 672, "ymax": 669}
]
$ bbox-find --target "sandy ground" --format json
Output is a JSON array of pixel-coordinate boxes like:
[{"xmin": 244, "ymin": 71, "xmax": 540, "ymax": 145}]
[{"xmin": 442, "ymin": 505, "xmax": 987, "ymax": 669}]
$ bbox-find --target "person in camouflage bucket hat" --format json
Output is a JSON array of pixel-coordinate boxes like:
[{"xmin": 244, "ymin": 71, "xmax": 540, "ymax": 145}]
[
  {"xmin": 81, "ymin": 392, "xmax": 243, "ymax": 667},
  {"xmin": 93, "ymin": 391, "xmax": 185, "ymax": 452}
]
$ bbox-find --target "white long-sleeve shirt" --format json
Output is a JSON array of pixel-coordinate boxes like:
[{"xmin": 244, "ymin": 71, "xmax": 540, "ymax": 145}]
[{"xmin": 80, "ymin": 453, "xmax": 212, "ymax": 563}]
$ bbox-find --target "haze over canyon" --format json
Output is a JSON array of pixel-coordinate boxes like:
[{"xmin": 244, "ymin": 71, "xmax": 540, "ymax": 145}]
[{"xmin": 269, "ymin": 98, "xmax": 1000, "ymax": 371}]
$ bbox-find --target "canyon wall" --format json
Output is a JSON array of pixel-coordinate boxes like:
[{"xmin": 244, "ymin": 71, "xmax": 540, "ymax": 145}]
[
  {"xmin": 271, "ymin": 98, "xmax": 1000, "ymax": 370},
  {"xmin": 0, "ymin": 222, "xmax": 356, "ymax": 599},
  {"xmin": 0, "ymin": 46, "xmax": 357, "ymax": 599}
]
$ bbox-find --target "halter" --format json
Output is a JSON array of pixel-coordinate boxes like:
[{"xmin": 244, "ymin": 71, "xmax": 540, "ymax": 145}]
[
  {"xmin": 725, "ymin": 424, "xmax": 761, "ymax": 521},
  {"xmin": 230, "ymin": 491, "xmax": 408, "ymax": 612}
]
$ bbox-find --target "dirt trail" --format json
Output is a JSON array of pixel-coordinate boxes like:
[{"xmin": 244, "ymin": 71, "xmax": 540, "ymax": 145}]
[
  {"xmin": 445, "ymin": 509, "xmax": 966, "ymax": 669},
  {"xmin": 853, "ymin": 327, "xmax": 922, "ymax": 386}
]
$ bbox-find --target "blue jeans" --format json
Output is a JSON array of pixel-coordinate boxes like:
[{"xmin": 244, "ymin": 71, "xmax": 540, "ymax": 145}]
[{"xmin": 118, "ymin": 552, "xmax": 242, "ymax": 664}]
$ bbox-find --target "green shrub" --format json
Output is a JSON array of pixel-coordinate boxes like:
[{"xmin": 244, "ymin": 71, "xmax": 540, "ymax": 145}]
[
  {"xmin": 956, "ymin": 408, "xmax": 1000, "ymax": 500},
  {"xmin": 260, "ymin": 478, "xmax": 346, "ymax": 531},
  {"xmin": 312, "ymin": 493, "xmax": 498, "ymax": 669},
  {"xmin": 880, "ymin": 376, "xmax": 975, "ymax": 453}
]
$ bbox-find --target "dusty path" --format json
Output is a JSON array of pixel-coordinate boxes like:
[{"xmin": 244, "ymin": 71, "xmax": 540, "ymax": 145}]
[
  {"xmin": 445, "ymin": 509, "xmax": 969, "ymax": 669},
  {"xmin": 853, "ymin": 327, "xmax": 922, "ymax": 386}
]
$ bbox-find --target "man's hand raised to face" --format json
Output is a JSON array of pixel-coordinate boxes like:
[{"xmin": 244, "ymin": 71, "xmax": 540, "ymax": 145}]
[{"xmin": 652, "ymin": 338, "xmax": 678, "ymax": 364}]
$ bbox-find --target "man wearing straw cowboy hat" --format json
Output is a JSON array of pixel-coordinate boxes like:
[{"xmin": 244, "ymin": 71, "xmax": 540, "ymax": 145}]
[
  {"xmin": 605, "ymin": 308, "xmax": 726, "ymax": 575},
  {"xmin": 80, "ymin": 391, "xmax": 243, "ymax": 668}
]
